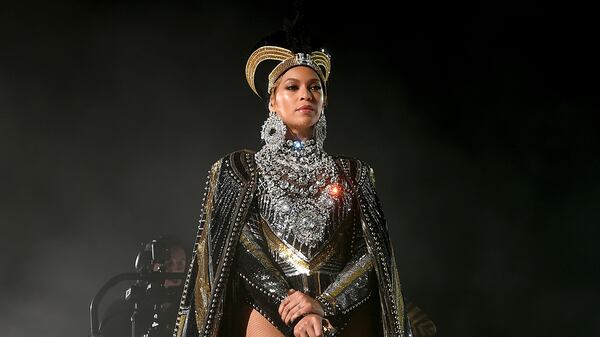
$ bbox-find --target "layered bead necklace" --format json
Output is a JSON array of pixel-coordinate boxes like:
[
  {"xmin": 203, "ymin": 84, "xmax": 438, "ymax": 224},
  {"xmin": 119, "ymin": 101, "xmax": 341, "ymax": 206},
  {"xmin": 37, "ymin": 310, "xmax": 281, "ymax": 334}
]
[{"xmin": 255, "ymin": 136, "xmax": 347, "ymax": 252}]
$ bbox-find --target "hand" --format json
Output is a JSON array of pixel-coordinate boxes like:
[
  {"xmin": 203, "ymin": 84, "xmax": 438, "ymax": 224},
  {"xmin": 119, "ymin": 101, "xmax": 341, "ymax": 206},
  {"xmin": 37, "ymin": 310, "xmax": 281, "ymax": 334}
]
[
  {"xmin": 293, "ymin": 313, "xmax": 323, "ymax": 337},
  {"xmin": 278, "ymin": 289, "xmax": 325, "ymax": 325}
]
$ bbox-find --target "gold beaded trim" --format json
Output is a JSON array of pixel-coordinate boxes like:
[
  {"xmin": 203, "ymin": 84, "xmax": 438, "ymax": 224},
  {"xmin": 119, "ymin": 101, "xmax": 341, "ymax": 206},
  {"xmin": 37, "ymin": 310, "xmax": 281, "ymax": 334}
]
[{"xmin": 245, "ymin": 45, "xmax": 331, "ymax": 98}]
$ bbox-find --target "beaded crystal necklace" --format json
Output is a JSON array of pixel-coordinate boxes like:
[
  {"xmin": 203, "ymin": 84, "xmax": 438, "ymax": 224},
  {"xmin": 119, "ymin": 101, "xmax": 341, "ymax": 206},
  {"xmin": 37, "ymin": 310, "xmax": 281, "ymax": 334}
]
[{"xmin": 255, "ymin": 137, "xmax": 346, "ymax": 251}]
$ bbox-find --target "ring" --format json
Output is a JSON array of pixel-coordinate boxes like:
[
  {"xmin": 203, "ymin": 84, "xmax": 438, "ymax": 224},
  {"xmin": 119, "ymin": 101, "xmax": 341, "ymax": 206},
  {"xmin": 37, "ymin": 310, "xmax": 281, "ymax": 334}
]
[{"xmin": 322, "ymin": 318, "xmax": 335, "ymax": 334}]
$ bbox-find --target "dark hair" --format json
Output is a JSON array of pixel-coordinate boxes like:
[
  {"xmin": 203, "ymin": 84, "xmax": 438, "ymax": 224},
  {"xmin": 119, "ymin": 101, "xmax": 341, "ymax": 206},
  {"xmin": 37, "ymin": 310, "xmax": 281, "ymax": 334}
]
[{"xmin": 253, "ymin": 4, "xmax": 330, "ymax": 105}]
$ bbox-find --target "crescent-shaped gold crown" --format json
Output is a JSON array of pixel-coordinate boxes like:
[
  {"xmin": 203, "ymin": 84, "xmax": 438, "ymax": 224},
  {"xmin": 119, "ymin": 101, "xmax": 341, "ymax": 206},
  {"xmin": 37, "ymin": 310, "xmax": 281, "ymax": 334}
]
[{"xmin": 245, "ymin": 45, "xmax": 331, "ymax": 98}]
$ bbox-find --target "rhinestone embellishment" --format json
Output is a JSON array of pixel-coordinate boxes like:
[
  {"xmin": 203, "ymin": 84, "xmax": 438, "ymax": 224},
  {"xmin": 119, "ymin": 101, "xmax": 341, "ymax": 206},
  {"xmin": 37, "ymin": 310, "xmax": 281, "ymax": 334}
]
[{"xmin": 256, "ymin": 136, "xmax": 346, "ymax": 250}]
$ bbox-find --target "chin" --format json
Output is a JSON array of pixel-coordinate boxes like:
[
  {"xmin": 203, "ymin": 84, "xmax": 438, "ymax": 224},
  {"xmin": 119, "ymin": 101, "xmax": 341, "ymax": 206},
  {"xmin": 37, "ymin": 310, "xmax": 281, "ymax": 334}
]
[
  {"xmin": 296, "ymin": 116, "xmax": 318, "ymax": 127},
  {"xmin": 291, "ymin": 121, "xmax": 316, "ymax": 132}
]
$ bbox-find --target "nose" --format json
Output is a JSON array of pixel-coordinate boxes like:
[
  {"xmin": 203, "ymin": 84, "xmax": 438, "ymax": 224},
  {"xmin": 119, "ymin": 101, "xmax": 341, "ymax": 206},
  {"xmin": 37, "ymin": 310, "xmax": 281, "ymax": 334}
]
[{"xmin": 300, "ymin": 85, "xmax": 313, "ymax": 101}]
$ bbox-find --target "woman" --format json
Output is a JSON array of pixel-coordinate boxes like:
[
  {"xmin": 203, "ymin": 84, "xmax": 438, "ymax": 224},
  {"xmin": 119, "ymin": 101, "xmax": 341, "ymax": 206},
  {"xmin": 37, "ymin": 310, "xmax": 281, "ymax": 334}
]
[{"xmin": 174, "ymin": 32, "xmax": 416, "ymax": 337}]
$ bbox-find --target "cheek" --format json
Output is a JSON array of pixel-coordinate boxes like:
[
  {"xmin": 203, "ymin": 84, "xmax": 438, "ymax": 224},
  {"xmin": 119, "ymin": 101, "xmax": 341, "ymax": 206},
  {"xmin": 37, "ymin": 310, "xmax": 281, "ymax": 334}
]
[
  {"xmin": 280, "ymin": 92, "xmax": 295, "ymax": 106},
  {"xmin": 275, "ymin": 92, "xmax": 294, "ymax": 114}
]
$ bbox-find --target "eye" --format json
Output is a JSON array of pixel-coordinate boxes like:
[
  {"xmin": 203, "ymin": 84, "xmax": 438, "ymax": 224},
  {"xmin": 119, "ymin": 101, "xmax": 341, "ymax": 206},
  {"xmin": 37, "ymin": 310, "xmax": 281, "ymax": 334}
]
[
  {"xmin": 286, "ymin": 85, "xmax": 299, "ymax": 90},
  {"xmin": 310, "ymin": 84, "xmax": 322, "ymax": 91}
]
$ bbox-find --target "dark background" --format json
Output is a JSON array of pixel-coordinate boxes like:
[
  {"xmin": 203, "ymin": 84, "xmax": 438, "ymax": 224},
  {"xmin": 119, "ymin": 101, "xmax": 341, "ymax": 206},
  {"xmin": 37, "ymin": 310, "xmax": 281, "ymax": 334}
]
[{"xmin": 1, "ymin": 1, "xmax": 598, "ymax": 337}]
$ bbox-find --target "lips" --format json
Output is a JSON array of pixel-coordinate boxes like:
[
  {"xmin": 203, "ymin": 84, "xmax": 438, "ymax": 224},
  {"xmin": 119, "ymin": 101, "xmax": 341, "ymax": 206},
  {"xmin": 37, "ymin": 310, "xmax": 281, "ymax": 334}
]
[{"xmin": 296, "ymin": 105, "xmax": 315, "ymax": 112}]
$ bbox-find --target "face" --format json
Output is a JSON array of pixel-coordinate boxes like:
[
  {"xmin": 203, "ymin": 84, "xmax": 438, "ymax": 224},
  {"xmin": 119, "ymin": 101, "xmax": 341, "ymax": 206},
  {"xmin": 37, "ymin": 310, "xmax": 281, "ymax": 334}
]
[
  {"xmin": 164, "ymin": 246, "xmax": 186, "ymax": 287},
  {"xmin": 269, "ymin": 66, "xmax": 325, "ymax": 139}
]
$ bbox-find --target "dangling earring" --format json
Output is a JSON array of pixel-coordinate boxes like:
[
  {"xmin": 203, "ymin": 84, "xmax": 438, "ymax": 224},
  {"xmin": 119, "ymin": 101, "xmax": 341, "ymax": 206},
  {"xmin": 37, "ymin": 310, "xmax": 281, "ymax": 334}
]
[
  {"xmin": 314, "ymin": 110, "xmax": 327, "ymax": 149},
  {"xmin": 261, "ymin": 111, "xmax": 286, "ymax": 150}
]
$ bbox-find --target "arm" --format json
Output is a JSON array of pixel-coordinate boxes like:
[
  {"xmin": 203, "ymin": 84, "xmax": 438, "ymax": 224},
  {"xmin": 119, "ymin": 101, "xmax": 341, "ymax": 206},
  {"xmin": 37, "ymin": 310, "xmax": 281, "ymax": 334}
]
[
  {"xmin": 235, "ymin": 205, "xmax": 292, "ymax": 331},
  {"xmin": 315, "ymin": 212, "xmax": 376, "ymax": 329}
]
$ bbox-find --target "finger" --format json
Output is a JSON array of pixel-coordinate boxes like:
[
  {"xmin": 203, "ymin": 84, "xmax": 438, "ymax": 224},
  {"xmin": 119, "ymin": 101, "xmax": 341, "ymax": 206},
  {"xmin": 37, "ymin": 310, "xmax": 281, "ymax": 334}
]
[
  {"xmin": 279, "ymin": 298, "xmax": 283, "ymax": 315},
  {"xmin": 279, "ymin": 296, "xmax": 291, "ymax": 316},
  {"xmin": 280, "ymin": 294, "xmax": 298, "ymax": 319},
  {"xmin": 283, "ymin": 292, "xmax": 308, "ymax": 322},
  {"xmin": 301, "ymin": 327, "xmax": 311, "ymax": 337},
  {"xmin": 285, "ymin": 302, "xmax": 303, "ymax": 324},
  {"xmin": 281, "ymin": 299, "xmax": 294, "ymax": 323},
  {"xmin": 313, "ymin": 319, "xmax": 323, "ymax": 337},
  {"xmin": 288, "ymin": 288, "xmax": 296, "ymax": 295},
  {"xmin": 278, "ymin": 296, "xmax": 288, "ymax": 316},
  {"xmin": 290, "ymin": 302, "xmax": 308, "ymax": 324},
  {"xmin": 288, "ymin": 309, "xmax": 301, "ymax": 324},
  {"xmin": 290, "ymin": 303, "xmax": 311, "ymax": 324},
  {"xmin": 294, "ymin": 293, "xmax": 321, "ymax": 315},
  {"xmin": 305, "ymin": 322, "xmax": 316, "ymax": 337},
  {"xmin": 294, "ymin": 321, "xmax": 305, "ymax": 337},
  {"xmin": 282, "ymin": 300, "xmax": 298, "ymax": 323},
  {"xmin": 282, "ymin": 292, "xmax": 300, "ymax": 310}
]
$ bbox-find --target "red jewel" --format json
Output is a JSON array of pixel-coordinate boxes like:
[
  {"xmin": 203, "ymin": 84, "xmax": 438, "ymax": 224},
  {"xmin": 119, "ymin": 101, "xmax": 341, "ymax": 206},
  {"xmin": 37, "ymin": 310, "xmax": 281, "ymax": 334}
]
[{"xmin": 328, "ymin": 183, "xmax": 342, "ymax": 196}]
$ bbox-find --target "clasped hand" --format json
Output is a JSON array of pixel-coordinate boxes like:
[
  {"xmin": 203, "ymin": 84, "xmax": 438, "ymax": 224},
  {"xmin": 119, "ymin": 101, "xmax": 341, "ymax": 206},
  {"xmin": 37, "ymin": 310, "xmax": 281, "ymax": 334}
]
[{"xmin": 278, "ymin": 289, "xmax": 325, "ymax": 337}]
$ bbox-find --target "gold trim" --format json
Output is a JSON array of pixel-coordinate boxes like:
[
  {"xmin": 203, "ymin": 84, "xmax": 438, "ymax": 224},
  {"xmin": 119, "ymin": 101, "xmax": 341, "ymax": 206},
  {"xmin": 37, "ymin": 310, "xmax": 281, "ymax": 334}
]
[
  {"xmin": 390, "ymin": 248, "xmax": 406, "ymax": 335},
  {"xmin": 193, "ymin": 160, "xmax": 221, "ymax": 332},
  {"xmin": 175, "ymin": 313, "xmax": 187, "ymax": 337},
  {"xmin": 261, "ymin": 218, "xmax": 336, "ymax": 275},
  {"xmin": 239, "ymin": 229, "xmax": 287, "ymax": 281},
  {"xmin": 328, "ymin": 254, "xmax": 374, "ymax": 297},
  {"xmin": 245, "ymin": 45, "xmax": 331, "ymax": 98},
  {"xmin": 310, "ymin": 51, "xmax": 331, "ymax": 81},
  {"xmin": 245, "ymin": 46, "xmax": 295, "ymax": 97}
]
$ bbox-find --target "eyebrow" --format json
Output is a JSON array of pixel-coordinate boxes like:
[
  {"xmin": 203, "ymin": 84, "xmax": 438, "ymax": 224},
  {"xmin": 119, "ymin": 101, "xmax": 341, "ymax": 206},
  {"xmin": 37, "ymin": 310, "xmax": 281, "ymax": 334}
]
[{"xmin": 284, "ymin": 77, "xmax": 320, "ymax": 82}]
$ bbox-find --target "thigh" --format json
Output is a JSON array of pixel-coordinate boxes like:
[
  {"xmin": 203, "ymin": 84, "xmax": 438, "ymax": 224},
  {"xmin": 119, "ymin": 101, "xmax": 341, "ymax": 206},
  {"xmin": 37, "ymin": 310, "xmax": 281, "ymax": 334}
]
[{"xmin": 240, "ymin": 304, "xmax": 285, "ymax": 337}]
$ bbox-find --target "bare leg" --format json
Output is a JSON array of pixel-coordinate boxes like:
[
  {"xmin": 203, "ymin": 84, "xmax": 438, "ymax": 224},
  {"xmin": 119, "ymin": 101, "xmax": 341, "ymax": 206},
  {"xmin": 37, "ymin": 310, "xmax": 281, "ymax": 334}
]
[{"xmin": 238, "ymin": 304, "xmax": 285, "ymax": 337}]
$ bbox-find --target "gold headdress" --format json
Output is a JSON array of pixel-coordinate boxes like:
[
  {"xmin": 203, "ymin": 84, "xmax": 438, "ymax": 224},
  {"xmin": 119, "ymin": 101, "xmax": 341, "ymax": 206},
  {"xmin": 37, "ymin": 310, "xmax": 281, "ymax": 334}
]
[{"xmin": 245, "ymin": 45, "xmax": 331, "ymax": 98}]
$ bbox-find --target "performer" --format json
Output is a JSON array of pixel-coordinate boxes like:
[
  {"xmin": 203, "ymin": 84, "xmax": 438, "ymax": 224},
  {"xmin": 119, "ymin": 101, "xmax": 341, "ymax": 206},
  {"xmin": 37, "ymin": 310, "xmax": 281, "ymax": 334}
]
[{"xmin": 174, "ymin": 26, "xmax": 427, "ymax": 337}]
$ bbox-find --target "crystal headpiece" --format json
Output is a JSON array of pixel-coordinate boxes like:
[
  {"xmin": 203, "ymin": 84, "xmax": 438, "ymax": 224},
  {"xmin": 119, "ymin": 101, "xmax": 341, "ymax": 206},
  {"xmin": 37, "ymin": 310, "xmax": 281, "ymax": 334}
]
[{"xmin": 245, "ymin": 45, "xmax": 331, "ymax": 98}]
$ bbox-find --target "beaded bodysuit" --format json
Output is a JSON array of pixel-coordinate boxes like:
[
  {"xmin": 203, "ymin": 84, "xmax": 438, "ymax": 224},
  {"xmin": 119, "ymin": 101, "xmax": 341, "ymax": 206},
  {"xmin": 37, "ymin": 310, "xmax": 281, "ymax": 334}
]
[
  {"xmin": 234, "ymin": 138, "xmax": 377, "ymax": 334},
  {"xmin": 174, "ymin": 150, "xmax": 411, "ymax": 337}
]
